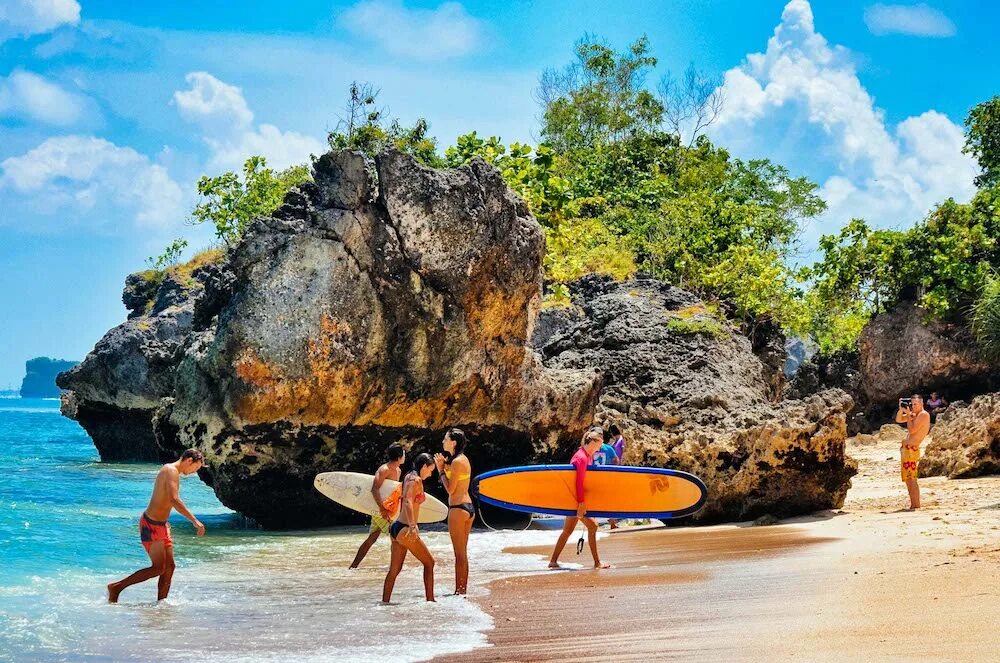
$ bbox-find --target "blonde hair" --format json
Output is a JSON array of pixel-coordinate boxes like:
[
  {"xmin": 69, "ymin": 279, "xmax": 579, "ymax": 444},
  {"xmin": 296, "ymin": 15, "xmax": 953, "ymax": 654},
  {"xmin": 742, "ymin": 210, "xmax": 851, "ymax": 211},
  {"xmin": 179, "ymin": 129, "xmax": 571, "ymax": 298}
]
[{"xmin": 582, "ymin": 428, "xmax": 603, "ymax": 446}]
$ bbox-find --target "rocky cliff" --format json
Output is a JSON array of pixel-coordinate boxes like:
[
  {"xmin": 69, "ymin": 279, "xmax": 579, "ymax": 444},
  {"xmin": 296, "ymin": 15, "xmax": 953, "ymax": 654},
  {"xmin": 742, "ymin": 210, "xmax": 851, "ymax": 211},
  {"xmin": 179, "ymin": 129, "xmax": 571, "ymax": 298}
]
[
  {"xmin": 20, "ymin": 357, "xmax": 78, "ymax": 398},
  {"xmin": 921, "ymin": 394, "xmax": 1000, "ymax": 478},
  {"xmin": 57, "ymin": 256, "xmax": 224, "ymax": 461},
  {"xmin": 535, "ymin": 276, "xmax": 857, "ymax": 522},
  {"xmin": 61, "ymin": 148, "xmax": 856, "ymax": 527},
  {"xmin": 858, "ymin": 302, "xmax": 996, "ymax": 406}
]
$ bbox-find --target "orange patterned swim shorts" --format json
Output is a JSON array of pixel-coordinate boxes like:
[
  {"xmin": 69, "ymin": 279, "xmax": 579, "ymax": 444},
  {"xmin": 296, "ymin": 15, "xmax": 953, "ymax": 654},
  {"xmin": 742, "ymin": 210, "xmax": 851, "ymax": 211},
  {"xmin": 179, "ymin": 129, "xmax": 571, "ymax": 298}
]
[{"xmin": 900, "ymin": 444, "xmax": 920, "ymax": 482}]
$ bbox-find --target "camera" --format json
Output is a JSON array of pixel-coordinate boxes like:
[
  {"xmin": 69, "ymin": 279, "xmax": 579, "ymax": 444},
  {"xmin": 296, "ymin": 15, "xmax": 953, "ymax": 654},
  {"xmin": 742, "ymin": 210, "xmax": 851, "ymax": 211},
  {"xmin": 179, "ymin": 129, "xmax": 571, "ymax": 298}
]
[{"xmin": 899, "ymin": 397, "xmax": 913, "ymax": 409}]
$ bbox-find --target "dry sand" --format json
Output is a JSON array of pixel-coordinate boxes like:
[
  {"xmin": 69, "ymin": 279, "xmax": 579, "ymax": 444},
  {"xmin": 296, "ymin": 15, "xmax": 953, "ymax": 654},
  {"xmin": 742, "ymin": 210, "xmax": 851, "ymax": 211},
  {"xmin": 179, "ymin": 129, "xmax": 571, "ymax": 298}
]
[{"xmin": 439, "ymin": 433, "xmax": 1000, "ymax": 662}]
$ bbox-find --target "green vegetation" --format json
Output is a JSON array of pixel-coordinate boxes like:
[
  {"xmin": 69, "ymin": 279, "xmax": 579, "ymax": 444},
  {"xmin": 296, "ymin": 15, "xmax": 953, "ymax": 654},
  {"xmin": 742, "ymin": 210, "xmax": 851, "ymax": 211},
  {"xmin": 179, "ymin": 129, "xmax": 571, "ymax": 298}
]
[
  {"xmin": 972, "ymin": 274, "xmax": 1000, "ymax": 361},
  {"xmin": 964, "ymin": 96, "xmax": 1000, "ymax": 188},
  {"xmin": 146, "ymin": 238, "xmax": 188, "ymax": 271},
  {"xmin": 666, "ymin": 318, "xmax": 728, "ymax": 339},
  {"xmin": 439, "ymin": 37, "xmax": 823, "ymax": 326},
  {"xmin": 327, "ymin": 82, "xmax": 442, "ymax": 166},
  {"xmin": 193, "ymin": 156, "xmax": 312, "ymax": 245},
  {"xmin": 145, "ymin": 40, "xmax": 998, "ymax": 360}
]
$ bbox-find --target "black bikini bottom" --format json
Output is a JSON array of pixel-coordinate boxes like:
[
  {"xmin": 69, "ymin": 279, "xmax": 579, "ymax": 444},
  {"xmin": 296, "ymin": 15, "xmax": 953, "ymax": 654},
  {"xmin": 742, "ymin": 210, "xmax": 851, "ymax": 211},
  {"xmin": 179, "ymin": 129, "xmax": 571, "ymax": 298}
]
[
  {"xmin": 389, "ymin": 520, "xmax": 408, "ymax": 540},
  {"xmin": 449, "ymin": 503, "xmax": 475, "ymax": 519}
]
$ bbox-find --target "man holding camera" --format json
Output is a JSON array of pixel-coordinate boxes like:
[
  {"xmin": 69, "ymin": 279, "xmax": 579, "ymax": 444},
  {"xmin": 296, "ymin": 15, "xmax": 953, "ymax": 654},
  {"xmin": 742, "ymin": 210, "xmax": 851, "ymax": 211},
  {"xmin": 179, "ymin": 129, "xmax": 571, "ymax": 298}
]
[{"xmin": 895, "ymin": 394, "xmax": 931, "ymax": 510}]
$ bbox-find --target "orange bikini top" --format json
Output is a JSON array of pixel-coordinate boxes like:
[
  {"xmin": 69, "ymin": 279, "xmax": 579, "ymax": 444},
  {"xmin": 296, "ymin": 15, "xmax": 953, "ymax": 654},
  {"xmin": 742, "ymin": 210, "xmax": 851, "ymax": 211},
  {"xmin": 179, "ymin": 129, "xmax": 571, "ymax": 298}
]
[{"xmin": 384, "ymin": 474, "xmax": 424, "ymax": 513}]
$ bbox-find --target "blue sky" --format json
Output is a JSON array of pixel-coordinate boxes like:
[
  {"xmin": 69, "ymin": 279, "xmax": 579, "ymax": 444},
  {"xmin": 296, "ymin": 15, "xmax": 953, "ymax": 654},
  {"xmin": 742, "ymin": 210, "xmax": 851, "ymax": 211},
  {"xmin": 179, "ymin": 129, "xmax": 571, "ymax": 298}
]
[{"xmin": 0, "ymin": 0, "xmax": 996, "ymax": 387}]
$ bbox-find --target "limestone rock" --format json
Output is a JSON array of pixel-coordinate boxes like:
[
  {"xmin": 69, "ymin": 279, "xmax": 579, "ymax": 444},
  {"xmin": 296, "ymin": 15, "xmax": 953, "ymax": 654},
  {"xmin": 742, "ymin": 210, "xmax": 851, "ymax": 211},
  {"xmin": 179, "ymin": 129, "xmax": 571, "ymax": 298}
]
[
  {"xmin": 56, "ymin": 262, "xmax": 215, "ymax": 462},
  {"xmin": 859, "ymin": 302, "xmax": 993, "ymax": 404},
  {"xmin": 162, "ymin": 150, "xmax": 599, "ymax": 527},
  {"xmin": 921, "ymin": 393, "xmax": 1000, "ymax": 478},
  {"xmin": 537, "ymin": 275, "xmax": 857, "ymax": 522},
  {"xmin": 62, "ymin": 148, "xmax": 858, "ymax": 529}
]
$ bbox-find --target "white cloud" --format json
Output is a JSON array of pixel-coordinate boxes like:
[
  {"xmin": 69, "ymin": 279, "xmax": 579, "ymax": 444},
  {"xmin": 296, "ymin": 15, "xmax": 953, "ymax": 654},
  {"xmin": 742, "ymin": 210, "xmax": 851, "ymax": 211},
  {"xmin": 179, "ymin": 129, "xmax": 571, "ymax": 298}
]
[
  {"xmin": 0, "ymin": 0, "xmax": 80, "ymax": 42},
  {"xmin": 0, "ymin": 69, "xmax": 91, "ymax": 126},
  {"xmin": 340, "ymin": 0, "xmax": 485, "ymax": 60},
  {"xmin": 172, "ymin": 71, "xmax": 253, "ymax": 136},
  {"xmin": 173, "ymin": 71, "xmax": 325, "ymax": 172},
  {"xmin": 710, "ymin": 0, "xmax": 977, "ymax": 245},
  {"xmin": 864, "ymin": 3, "xmax": 956, "ymax": 37},
  {"xmin": 0, "ymin": 135, "xmax": 185, "ymax": 229}
]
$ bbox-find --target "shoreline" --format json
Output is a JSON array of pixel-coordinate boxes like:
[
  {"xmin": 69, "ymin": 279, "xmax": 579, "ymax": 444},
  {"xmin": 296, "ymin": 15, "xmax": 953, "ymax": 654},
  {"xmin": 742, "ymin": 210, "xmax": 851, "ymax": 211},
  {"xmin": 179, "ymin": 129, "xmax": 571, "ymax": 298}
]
[{"xmin": 439, "ymin": 435, "xmax": 1000, "ymax": 662}]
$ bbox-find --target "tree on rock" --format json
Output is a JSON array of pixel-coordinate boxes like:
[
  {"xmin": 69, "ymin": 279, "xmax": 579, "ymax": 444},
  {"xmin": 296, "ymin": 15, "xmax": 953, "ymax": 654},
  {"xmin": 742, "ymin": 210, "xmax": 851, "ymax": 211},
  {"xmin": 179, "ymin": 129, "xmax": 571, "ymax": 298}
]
[{"xmin": 192, "ymin": 156, "xmax": 311, "ymax": 245}]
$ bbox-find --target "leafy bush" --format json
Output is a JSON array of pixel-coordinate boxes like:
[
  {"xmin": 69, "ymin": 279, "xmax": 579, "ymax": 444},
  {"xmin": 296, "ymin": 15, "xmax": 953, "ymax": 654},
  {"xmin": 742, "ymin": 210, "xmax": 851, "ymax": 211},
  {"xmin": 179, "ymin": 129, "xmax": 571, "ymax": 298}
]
[
  {"xmin": 972, "ymin": 274, "xmax": 1000, "ymax": 361},
  {"xmin": 146, "ymin": 238, "xmax": 188, "ymax": 270},
  {"xmin": 192, "ymin": 156, "xmax": 311, "ymax": 245}
]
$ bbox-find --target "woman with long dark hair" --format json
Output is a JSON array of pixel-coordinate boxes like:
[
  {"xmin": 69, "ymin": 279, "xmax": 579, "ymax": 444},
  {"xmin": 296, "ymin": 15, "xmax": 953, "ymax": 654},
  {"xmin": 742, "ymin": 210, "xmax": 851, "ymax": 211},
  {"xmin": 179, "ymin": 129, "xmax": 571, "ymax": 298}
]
[
  {"xmin": 434, "ymin": 428, "xmax": 474, "ymax": 595},
  {"xmin": 381, "ymin": 453, "xmax": 437, "ymax": 603}
]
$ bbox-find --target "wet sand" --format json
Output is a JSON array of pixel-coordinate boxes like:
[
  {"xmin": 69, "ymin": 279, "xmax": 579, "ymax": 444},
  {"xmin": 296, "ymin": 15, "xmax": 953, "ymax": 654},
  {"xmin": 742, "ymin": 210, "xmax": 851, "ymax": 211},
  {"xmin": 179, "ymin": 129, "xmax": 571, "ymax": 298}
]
[{"xmin": 439, "ymin": 434, "xmax": 1000, "ymax": 661}]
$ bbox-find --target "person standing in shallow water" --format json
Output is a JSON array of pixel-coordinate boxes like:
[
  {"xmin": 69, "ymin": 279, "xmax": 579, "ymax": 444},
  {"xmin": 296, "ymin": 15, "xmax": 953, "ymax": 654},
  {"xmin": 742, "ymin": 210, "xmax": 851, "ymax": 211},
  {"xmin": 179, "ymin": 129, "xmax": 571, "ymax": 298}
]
[
  {"xmin": 435, "ymin": 428, "xmax": 474, "ymax": 595},
  {"xmin": 107, "ymin": 449, "xmax": 206, "ymax": 603},
  {"xmin": 896, "ymin": 394, "xmax": 931, "ymax": 510},
  {"xmin": 349, "ymin": 443, "xmax": 405, "ymax": 569},
  {"xmin": 548, "ymin": 428, "xmax": 611, "ymax": 569},
  {"xmin": 382, "ymin": 453, "xmax": 437, "ymax": 603}
]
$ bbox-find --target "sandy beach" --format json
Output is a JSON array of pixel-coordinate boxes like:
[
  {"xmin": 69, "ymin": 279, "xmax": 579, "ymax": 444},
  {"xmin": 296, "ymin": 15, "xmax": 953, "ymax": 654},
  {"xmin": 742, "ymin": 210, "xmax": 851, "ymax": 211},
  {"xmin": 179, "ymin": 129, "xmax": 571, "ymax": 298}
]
[{"xmin": 440, "ymin": 433, "xmax": 1000, "ymax": 662}]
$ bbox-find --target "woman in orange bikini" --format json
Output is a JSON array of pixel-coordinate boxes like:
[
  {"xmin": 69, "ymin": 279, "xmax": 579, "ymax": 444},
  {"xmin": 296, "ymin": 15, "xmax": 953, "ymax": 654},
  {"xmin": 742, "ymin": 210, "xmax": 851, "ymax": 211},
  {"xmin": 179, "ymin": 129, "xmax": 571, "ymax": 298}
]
[
  {"xmin": 382, "ymin": 453, "xmax": 437, "ymax": 603},
  {"xmin": 435, "ymin": 428, "xmax": 474, "ymax": 595}
]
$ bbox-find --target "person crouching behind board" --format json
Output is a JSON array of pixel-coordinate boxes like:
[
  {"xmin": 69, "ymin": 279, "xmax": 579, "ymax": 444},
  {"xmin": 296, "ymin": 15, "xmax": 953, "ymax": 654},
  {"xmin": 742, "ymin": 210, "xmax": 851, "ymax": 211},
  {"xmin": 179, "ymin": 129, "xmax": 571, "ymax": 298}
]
[{"xmin": 548, "ymin": 428, "xmax": 611, "ymax": 570}]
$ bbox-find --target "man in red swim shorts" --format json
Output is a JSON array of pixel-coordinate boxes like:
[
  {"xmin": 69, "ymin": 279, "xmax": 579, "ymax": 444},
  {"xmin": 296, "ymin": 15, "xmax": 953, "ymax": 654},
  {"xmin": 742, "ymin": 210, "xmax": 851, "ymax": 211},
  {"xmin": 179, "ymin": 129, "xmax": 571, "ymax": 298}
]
[{"xmin": 107, "ymin": 449, "xmax": 206, "ymax": 602}]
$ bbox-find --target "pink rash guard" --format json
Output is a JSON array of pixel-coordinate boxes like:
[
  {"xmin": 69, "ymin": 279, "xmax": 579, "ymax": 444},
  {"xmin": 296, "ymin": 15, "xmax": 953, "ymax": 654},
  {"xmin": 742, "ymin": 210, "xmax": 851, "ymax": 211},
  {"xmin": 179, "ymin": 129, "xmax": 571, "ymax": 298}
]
[{"xmin": 570, "ymin": 447, "xmax": 591, "ymax": 503}]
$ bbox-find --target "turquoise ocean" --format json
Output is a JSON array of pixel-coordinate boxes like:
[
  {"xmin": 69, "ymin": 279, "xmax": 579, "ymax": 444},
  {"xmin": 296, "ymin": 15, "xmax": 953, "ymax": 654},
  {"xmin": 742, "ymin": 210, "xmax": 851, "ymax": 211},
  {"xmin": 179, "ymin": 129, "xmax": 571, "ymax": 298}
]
[{"xmin": 0, "ymin": 397, "xmax": 554, "ymax": 662}]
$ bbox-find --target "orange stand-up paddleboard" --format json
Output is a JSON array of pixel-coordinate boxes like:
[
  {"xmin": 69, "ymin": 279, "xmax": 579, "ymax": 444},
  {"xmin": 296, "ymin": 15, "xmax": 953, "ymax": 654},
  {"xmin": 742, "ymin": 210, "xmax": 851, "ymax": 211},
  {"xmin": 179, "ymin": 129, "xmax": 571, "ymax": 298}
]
[{"xmin": 474, "ymin": 465, "xmax": 708, "ymax": 519}]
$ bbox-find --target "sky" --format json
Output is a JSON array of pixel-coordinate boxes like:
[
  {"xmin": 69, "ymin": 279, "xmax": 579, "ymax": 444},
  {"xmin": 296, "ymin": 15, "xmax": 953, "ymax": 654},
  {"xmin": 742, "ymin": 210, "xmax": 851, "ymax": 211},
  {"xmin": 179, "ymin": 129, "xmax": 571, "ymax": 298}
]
[{"xmin": 0, "ymin": 0, "xmax": 996, "ymax": 387}]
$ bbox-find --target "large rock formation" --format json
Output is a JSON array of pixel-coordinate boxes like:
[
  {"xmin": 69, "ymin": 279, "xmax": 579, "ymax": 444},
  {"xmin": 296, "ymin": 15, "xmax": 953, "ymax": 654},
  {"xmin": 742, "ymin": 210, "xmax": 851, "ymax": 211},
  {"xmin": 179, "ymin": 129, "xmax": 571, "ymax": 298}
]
[
  {"xmin": 57, "ymin": 262, "xmax": 222, "ymax": 461},
  {"xmin": 156, "ymin": 150, "xmax": 599, "ymax": 526},
  {"xmin": 920, "ymin": 394, "xmax": 1000, "ymax": 478},
  {"xmin": 61, "ymin": 148, "xmax": 857, "ymax": 528},
  {"xmin": 535, "ymin": 276, "xmax": 857, "ymax": 522},
  {"xmin": 859, "ymin": 302, "xmax": 994, "ymax": 405},
  {"xmin": 20, "ymin": 357, "xmax": 78, "ymax": 398}
]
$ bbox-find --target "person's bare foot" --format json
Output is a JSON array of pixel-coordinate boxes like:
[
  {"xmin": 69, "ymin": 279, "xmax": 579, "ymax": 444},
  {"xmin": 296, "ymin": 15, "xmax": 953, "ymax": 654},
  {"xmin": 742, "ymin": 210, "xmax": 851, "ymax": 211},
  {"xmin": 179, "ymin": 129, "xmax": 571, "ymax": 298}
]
[
  {"xmin": 594, "ymin": 562, "xmax": 611, "ymax": 569},
  {"xmin": 548, "ymin": 562, "xmax": 565, "ymax": 569},
  {"xmin": 107, "ymin": 583, "xmax": 121, "ymax": 603}
]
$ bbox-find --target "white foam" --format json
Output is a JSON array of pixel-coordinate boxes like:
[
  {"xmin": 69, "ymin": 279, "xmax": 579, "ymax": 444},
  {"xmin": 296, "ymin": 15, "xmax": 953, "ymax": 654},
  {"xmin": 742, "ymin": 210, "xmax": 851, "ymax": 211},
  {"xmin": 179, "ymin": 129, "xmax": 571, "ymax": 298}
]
[{"xmin": 0, "ymin": 523, "xmax": 570, "ymax": 661}]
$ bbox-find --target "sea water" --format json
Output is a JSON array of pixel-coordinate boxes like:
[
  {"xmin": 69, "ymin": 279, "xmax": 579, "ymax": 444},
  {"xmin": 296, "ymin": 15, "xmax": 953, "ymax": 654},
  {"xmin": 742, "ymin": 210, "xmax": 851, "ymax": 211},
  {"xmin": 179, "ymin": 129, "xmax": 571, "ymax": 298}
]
[{"xmin": 0, "ymin": 398, "xmax": 555, "ymax": 662}]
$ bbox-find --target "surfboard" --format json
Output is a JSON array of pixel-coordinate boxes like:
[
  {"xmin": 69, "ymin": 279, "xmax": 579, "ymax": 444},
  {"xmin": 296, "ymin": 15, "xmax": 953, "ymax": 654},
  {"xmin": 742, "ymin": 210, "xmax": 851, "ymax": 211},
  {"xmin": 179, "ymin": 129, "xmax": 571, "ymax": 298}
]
[
  {"xmin": 474, "ymin": 465, "xmax": 708, "ymax": 519},
  {"xmin": 313, "ymin": 472, "xmax": 449, "ymax": 523}
]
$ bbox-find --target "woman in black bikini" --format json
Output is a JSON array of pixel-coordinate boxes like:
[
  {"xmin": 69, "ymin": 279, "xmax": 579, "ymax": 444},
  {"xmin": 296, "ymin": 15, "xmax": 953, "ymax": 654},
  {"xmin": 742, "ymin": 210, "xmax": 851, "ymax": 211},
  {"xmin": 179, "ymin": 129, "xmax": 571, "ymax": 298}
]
[
  {"xmin": 434, "ymin": 428, "xmax": 474, "ymax": 595},
  {"xmin": 382, "ymin": 453, "xmax": 437, "ymax": 603}
]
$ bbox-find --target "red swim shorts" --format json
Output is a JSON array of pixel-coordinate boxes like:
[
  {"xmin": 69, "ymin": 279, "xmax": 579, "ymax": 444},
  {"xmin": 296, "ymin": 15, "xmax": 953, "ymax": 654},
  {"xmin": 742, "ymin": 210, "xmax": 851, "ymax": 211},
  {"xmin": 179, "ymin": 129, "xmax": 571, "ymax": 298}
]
[{"xmin": 139, "ymin": 513, "xmax": 173, "ymax": 552}]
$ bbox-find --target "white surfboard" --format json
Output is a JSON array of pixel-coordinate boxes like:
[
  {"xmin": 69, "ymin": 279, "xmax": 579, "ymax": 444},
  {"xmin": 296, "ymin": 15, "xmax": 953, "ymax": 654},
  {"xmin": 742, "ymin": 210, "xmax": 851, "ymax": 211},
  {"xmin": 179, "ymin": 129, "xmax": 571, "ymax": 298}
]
[{"xmin": 313, "ymin": 471, "xmax": 449, "ymax": 524}]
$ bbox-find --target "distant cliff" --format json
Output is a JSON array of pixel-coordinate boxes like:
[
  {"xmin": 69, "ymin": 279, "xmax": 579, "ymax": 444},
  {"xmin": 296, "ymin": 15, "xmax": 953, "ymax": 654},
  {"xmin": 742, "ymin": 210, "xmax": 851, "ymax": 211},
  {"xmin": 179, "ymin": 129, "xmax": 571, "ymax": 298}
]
[{"xmin": 21, "ymin": 357, "xmax": 79, "ymax": 398}]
